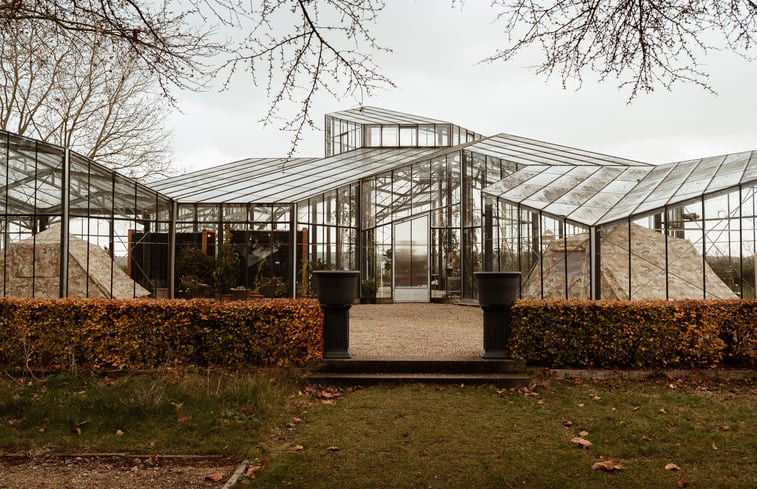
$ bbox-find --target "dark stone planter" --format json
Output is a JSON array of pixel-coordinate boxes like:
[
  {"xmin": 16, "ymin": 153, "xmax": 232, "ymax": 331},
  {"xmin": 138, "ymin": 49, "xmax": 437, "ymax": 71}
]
[
  {"xmin": 475, "ymin": 272, "xmax": 521, "ymax": 359},
  {"xmin": 313, "ymin": 271, "xmax": 360, "ymax": 359}
]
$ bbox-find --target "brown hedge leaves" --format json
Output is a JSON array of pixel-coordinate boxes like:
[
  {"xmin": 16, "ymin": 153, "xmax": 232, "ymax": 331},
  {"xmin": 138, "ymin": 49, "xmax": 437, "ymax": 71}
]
[
  {"xmin": 510, "ymin": 299, "xmax": 756, "ymax": 369},
  {"xmin": 0, "ymin": 298, "xmax": 323, "ymax": 370}
]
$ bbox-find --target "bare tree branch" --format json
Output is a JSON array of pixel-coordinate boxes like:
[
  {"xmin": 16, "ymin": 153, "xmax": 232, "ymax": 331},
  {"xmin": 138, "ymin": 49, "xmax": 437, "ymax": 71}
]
[
  {"xmin": 216, "ymin": 0, "xmax": 394, "ymax": 156},
  {"xmin": 485, "ymin": 1, "xmax": 756, "ymax": 100}
]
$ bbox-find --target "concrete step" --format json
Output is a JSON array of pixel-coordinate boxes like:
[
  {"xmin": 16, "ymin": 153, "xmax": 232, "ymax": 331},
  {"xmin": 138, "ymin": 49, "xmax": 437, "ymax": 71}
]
[
  {"xmin": 304, "ymin": 357, "xmax": 530, "ymax": 387},
  {"xmin": 303, "ymin": 371, "xmax": 530, "ymax": 387},
  {"xmin": 312, "ymin": 358, "xmax": 526, "ymax": 374}
]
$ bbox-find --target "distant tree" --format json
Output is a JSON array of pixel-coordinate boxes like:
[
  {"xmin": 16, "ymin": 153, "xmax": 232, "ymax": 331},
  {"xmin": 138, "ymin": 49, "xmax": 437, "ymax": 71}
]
[{"xmin": 0, "ymin": 20, "xmax": 172, "ymax": 180}]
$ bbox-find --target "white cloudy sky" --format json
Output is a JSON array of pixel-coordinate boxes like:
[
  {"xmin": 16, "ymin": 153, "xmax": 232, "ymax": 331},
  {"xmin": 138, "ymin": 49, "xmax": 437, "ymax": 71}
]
[{"xmin": 168, "ymin": 1, "xmax": 757, "ymax": 173}]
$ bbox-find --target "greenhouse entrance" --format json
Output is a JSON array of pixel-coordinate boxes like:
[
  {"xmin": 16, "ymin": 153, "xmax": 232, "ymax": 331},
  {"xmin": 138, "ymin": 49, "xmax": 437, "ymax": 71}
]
[{"xmin": 393, "ymin": 214, "xmax": 430, "ymax": 302}]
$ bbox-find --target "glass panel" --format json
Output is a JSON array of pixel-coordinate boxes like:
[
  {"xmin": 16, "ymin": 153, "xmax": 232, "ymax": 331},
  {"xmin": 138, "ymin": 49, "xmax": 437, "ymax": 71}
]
[
  {"xmin": 399, "ymin": 126, "xmax": 417, "ymax": 146},
  {"xmin": 411, "ymin": 216, "xmax": 428, "ymax": 287},
  {"xmin": 375, "ymin": 173, "xmax": 392, "ymax": 226},
  {"xmin": 381, "ymin": 125, "xmax": 399, "ymax": 146},
  {"xmin": 436, "ymin": 125, "xmax": 450, "ymax": 146},
  {"xmin": 394, "ymin": 219, "xmax": 412, "ymax": 287},
  {"xmin": 365, "ymin": 125, "xmax": 381, "ymax": 147},
  {"xmin": 412, "ymin": 161, "xmax": 431, "ymax": 215},
  {"xmin": 392, "ymin": 167, "xmax": 411, "ymax": 221},
  {"xmin": 418, "ymin": 125, "xmax": 434, "ymax": 146},
  {"xmin": 375, "ymin": 224, "xmax": 392, "ymax": 298},
  {"xmin": 741, "ymin": 185, "xmax": 756, "ymax": 299},
  {"xmin": 704, "ymin": 191, "xmax": 741, "ymax": 299}
]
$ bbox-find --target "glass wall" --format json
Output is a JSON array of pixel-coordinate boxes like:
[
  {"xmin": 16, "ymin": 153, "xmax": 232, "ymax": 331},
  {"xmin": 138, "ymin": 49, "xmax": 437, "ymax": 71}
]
[
  {"xmin": 325, "ymin": 115, "xmax": 483, "ymax": 158},
  {"xmin": 295, "ymin": 183, "xmax": 359, "ymax": 295},
  {"xmin": 494, "ymin": 183, "xmax": 757, "ymax": 301},
  {"xmin": 1, "ymin": 130, "xmax": 171, "ymax": 299}
]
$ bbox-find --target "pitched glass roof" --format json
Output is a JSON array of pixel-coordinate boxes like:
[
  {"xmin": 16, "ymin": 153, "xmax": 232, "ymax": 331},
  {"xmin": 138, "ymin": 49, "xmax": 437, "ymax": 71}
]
[
  {"xmin": 151, "ymin": 147, "xmax": 440, "ymax": 204},
  {"xmin": 467, "ymin": 134, "xmax": 651, "ymax": 167},
  {"xmin": 326, "ymin": 106, "xmax": 451, "ymax": 125},
  {"xmin": 484, "ymin": 151, "xmax": 757, "ymax": 227}
]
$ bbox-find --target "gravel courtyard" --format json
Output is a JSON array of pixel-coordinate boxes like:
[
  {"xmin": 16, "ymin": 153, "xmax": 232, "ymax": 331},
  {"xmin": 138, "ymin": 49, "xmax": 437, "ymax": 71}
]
[{"xmin": 348, "ymin": 303, "xmax": 483, "ymax": 359}]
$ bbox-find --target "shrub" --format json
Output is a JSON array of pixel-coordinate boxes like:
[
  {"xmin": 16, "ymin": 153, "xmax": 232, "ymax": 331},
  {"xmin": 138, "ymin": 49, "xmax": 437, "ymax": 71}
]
[
  {"xmin": 0, "ymin": 298, "xmax": 323, "ymax": 370},
  {"xmin": 510, "ymin": 299, "xmax": 756, "ymax": 369}
]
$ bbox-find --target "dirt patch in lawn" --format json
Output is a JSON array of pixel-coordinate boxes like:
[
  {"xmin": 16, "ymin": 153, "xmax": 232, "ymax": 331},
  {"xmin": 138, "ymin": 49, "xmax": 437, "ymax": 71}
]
[{"xmin": 0, "ymin": 454, "xmax": 238, "ymax": 489}]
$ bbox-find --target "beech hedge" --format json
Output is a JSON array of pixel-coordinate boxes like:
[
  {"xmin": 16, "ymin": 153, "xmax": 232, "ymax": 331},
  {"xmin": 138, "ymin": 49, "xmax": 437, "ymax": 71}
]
[
  {"xmin": 510, "ymin": 299, "xmax": 757, "ymax": 369},
  {"xmin": 0, "ymin": 298, "xmax": 323, "ymax": 370}
]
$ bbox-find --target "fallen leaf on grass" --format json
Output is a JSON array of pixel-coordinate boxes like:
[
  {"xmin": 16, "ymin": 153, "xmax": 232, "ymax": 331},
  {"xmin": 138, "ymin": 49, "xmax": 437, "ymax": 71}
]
[
  {"xmin": 537, "ymin": 399, "xmax": 545, "ymax": 405},
  {"xmin": 561, "ymin": 419, "xmax": 573, "ymax": 427},
  {"xmin": 327, "ymin": 446, "xmax": 340, "ymax": 452},
  {"xmin": 642, "ymin": 435, "xmax": 653, "ymax": 441},
  {"xmin": 719, "ymin": 425, "xmax": 730, "ymax": 431},
  {"xmin": 71, "ymin": 427, "xmax": 81, "ymax": 435},
  {"xmin": 590, "ymin": 394, "xmax": 601, "ymax": 401},
  {"xmin": 712, "ymin": 442, "xmax": 718, "ymax": 450},
  {"xmin": 177, "ymin": 412, "xmax": 191, "ymax": 423},
  {"xmin": 592, "ymin": 461, "xmax": 624, "ymax": 471},
  {"xmin": 115, "ymin": 429, "xmax": 124, "ymax": 436},
  {"xmin": 204, "ymin": 473, "xmax": 224, "ymax": 482},
  {"xmin": 579, "ymin": 431, "xmax": 589, "ymax": 437},
  {"xmin": 665, "ymin": 463, "xmax": 681, "ymax": 471},
  {"xmin": 676, "ymin": 478, "xmax": 688, "ymax": 487},
  {"xmin": 632, "ymin": 406, "xmax": 641, "ymax": 412},
  {"xmin": 571, "ymin": 437, "xmax": 592, "ymax": 449},
  {"xmin": 247, "ymin": 463, "xmax": 265, "ymax": 479},
  {"xmin": 291, "ymin": 417, "xmax": 302, "ymax": 424},
  {"xmin": 659, "ymin": 408, "xmax": 667, "ymax": 414},
  {"xmin": 291, "ymin": 445, "xmax": 304, "ymax": 452},
  {"xmin": 578, "ymin": 403, "xmax": 585, "ymax": 408}
]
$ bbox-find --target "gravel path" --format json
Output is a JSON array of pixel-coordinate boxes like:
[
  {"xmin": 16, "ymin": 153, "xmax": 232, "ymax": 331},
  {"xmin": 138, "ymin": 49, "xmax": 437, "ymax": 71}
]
[{"xmin": 348, "ymin": 303, "xmax": 483, "ymax": 359}]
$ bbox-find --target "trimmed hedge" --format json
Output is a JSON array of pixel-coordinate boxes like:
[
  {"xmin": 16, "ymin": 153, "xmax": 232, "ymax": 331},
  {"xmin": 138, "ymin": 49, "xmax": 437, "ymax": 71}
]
[
  {"xmin": 510, "ymin": 299, "xmax": 757, "ymax": 369},
  {"xmin": 0, "ymin": 298, "xmax": 323, "ymax": 370}
]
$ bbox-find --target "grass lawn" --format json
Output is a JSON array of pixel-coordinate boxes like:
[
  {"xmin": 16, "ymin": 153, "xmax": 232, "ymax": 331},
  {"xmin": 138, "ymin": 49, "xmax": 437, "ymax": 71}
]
[
  {"xmin": 245, "ymin": 375, "xmax": 756, "ymax": 489},
  {"xmin": 0, "ymin": 369, "xmax": 299, "ymax": 457},
  {"xmin": 1, "ymin": 371, "xmax": 754, "ymax": 488}
]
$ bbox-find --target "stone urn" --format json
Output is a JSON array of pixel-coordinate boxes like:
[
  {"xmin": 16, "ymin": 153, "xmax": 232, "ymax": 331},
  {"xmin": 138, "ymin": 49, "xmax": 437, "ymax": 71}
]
[
  {"xmin": 312, "ymin": 270, "xmax": 360, "ymax": 359},
  {"xmin": 475, "ymin": 272, "xmax": 521, "ymax": 359}
]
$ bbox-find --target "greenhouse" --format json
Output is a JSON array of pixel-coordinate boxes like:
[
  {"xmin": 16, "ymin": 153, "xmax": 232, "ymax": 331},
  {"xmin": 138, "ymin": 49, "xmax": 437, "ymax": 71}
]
[{"xmin": 1, "ymin": 106, "xmax": 755, "ymax": 301}]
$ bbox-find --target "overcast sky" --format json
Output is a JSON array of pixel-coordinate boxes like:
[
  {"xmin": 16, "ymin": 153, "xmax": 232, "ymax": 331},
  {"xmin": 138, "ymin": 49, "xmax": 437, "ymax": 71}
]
[{"xmin": 167, "ymin": 1, "xmax": 757, "ymax": 173}]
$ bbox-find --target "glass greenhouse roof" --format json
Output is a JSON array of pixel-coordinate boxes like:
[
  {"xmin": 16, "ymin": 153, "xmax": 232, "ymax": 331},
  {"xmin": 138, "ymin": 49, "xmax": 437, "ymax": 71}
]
[
  {"xmin": 2, "ymin": 130, "xmax": 164, "ymax": 218},
  {"xmin": 151, "ymin": 147, "xmax": 441, "ymax": 204},
  {"xmin": 484, "ymin": 150, "xmax": 757, "ymax": 227},
  {"xmin": 326, "ymin": 106, "xmax": 452, "ymax": 125},
  {"xmin": 467, "ymin": 134, "xmax": 651, "ymax": 167}
]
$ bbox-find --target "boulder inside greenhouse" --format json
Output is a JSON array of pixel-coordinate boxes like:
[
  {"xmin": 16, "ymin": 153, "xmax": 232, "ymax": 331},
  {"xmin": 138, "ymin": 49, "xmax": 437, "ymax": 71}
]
[
  {"xmin": 521, "ymin": 223, "xmax": 739, "ymax": 300},
  {"xmin": 0, "ymin": 225, "xmax": 149, "ymax": 299}
]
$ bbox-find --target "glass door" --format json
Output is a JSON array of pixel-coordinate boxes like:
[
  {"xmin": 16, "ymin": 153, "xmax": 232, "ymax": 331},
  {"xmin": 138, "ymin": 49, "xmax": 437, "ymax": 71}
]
[{"xmin": 393, "ymin": 214, "xmax": 430, "ymax": 302}]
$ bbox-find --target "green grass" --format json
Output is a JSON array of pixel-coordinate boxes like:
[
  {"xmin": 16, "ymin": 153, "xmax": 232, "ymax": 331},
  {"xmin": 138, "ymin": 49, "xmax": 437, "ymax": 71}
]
[
  {"xmin": 243, "ymin": 377, "xmax": 756, "ymax": 489},
  {"xmin": 1, "ymin": 371, "xmax": 754, "ymax": 488},
  {"xmin": 0, "ymin": 369, "xmax": 298, "ymax": 457}
]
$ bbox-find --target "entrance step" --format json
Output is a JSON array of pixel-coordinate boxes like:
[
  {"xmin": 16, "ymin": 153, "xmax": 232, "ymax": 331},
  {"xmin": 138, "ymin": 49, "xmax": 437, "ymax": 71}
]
[{"xmin": 304, "ymin": 358, "xmax": 530, "ymax": 387}]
